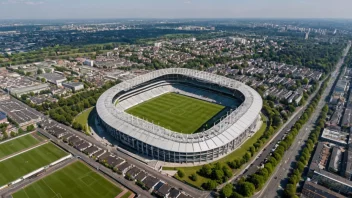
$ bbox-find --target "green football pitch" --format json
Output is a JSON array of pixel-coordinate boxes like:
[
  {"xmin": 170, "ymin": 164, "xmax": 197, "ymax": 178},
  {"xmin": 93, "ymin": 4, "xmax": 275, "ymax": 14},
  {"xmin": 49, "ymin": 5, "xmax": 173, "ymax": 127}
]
[
  {"xmin": 13, "ymin": 161, "xmax": 123, "ymax": 198},
  {"xmin": 0, "ymin": 134, "xmax": 41, "ymax": 159},
  {"xmin": 126, "ymin": 92, "xmax": 225, "ymax": 134},
  {"xmin": 0, "ymin": 143, "xmax": 68, "ymax": 186}
]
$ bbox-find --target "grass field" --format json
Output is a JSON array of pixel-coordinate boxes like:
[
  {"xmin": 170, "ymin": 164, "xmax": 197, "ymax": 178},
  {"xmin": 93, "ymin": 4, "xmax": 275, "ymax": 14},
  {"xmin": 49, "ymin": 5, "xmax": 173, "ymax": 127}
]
[
  {"xmin": 126, "ymin": 93, "xmax": 225, "ymax": 134},
  {"xmin": 0, "ymin": 143, "xmax": 68, "ymax": 186},
  {"xmin": 163, "ymin": 115, "xmax": 267, "ymax": 188},
  {"xmin": 121, "ymin": 191, "xmax": 132, "ymax": 198},
  {"xmin": 0, "ymin": 134, "xmax": 41, "ymax": 159},
  {"xmin": 73, "ymin": 107, "xmax": 94, "ymax": 133},
  {"xmin": 13, "ymin": 161, "xmax": 123, "ymax": 198}
]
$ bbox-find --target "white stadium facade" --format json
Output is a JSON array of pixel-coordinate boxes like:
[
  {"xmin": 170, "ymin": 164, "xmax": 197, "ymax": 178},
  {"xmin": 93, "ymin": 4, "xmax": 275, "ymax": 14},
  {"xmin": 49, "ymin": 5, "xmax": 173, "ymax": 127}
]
[{"xmin": 96, "ymin": 68, "xmax": 263, "ymax": 163}]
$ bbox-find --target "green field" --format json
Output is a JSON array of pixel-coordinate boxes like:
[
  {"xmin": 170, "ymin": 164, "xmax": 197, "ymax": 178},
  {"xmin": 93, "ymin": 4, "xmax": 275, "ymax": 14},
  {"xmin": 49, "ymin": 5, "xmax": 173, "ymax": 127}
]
[
  {"xmin": 73, "ymin": 107, "xmax": 94, "ymax": 133},
  {"xmin": 121, "ymin": 191, "xmax": 132, "ymax": 198},
  {"xmin": 13, "ymin": 161, "xmax": 123, "ymax": 198},
  {"xmin": 0, "ymin": 134, "xmax": 41, "ymax": 159},
  {"xmin": 126, "ymin": 93, "xmax": 225, "ymax": 134},
  {"xmin": 0, "ymin": 143, "xmax": 68, "ymax": 186}
]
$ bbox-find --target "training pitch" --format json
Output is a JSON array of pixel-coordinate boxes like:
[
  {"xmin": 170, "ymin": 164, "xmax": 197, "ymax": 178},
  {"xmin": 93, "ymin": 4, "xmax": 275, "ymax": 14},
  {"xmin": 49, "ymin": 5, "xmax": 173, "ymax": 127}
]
[
  {"xmin": 0, "ymin": 134, "xmax": 41, "ymax": 159},
  {"xmin": 0, "ymin": 143, "xmax": 67, "ymax": 186},
  {"xmin": 13, "ymin": 161, "xmax": 123, "ymax": 198},
  {"xmin": 126, "ymin": 92, "xmax": 225, "ymax": 134}
]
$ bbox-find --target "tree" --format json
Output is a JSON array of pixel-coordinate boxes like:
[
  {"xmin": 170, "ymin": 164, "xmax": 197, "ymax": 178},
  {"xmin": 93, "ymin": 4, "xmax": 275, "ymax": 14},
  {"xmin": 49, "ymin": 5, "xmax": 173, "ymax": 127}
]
[
  {"xmin": 220, "ymin": 184, "xmax": 233, "ymax": 198},
  {"xmin": 284, "ymin": 184, "xmax": 296, "ymax": 198},
  {"xmin": 199, "ymin": 164, "xmax": 212, "ymax": 177},
  {"xmin": 248, "ymin": 174, "xmax": 264, "ymax": 190},
  {"xmin": 257, "ymin": 168, "xmax": 269, "ymax": 180},
  {"xmin": 26, "ymin": 125, "xmax": 35, "ymax": 132},
  {"xmin": 222, "ymin": 166, "xmax": 232, "ymax": 178},
  {"xmin": 3, "ymin": 131, "xmax": 8, "ymax": 139},
  {"xmin": 296, "ymin": 161, "xmax": 305, "ymax": 172},
  {"xmin": 237, "ymin": 182, "xmax": 255, "ymax": 197},
  {"xmin": 230, "ymin": 192, "xmax": 244, "ymax": 198},
  {"xmin": 190, "ymin": 173, "xmax": 198, "ymax": 181},
  {"xmin": 203, "ymin": 180, "xmax": 217, "ymax": 190},
  {"xmin": 272, "ymin": 115, "xmax": 282, "ymax": 127},
  {"xmin": 243, "ymin": 152, "xmax": 251, "ymax": 163},
  {"xmin": 177, "ymin": 170, "xmax": 185, "ymax": 178},
  {"xmin": 18, "ymin": 128, "xmax": 25, "ymax": 134},
  {"xmin": 10, "ymin": 131, "xmax": 17, "ymax": 137},
  {"xmin": 212, "ymin": 169, "xmax": 224, "ymax": 181}
]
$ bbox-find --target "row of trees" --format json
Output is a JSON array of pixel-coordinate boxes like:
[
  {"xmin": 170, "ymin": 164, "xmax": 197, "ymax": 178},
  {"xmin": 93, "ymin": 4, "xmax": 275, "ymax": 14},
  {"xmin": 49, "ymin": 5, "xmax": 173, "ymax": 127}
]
[
  {"xmin": 194, "ymin": 91, "xmax": 307, "ymax": 190},
  {"xmin": 220, "ymin": 76, "xmax": 330, "ymax": 198},
  {"xmin": 283, "ymin": 104, "xmax": 328, "ymax": 197}
]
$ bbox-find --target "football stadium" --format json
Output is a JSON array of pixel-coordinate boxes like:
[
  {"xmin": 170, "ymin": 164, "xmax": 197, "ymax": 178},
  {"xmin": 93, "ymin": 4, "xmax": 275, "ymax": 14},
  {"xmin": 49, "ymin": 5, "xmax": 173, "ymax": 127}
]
[{"xmin": 96, "ymin": 68, "xmax": 262, "ymax": 163}]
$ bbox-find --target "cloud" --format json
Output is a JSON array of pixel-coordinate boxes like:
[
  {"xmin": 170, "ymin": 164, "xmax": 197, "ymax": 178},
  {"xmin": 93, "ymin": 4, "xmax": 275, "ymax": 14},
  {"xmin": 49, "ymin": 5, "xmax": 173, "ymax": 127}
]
[
  {"xmin": 1, "ymin": 0, "xmax": 44, "ymax": 5},
  {"xmin": 184, "ymin": 0, "xmax": 192, "ymax": 4}
]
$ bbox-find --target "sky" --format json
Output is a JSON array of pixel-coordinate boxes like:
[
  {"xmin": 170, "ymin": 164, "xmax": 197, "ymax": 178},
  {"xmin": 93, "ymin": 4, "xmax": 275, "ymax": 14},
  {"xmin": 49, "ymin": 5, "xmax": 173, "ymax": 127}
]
[{"xmin": 0, "ymin": 0, "xmax": 351, "ymax": 19}]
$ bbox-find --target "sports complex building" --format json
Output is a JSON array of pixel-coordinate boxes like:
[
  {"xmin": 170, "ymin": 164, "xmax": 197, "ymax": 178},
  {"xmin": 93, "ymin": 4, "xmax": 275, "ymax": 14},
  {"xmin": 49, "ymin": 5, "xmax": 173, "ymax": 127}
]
[{"xmin": 96, "ymin": 68, "xmax": 263, "ymax": 163}]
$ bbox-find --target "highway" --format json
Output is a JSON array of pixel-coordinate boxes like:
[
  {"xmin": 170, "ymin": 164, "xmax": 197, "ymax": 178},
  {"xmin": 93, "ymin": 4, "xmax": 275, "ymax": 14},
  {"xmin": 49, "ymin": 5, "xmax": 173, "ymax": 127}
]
[{"xmin": 256, "ymin": 41, "xmax": 351, "ymax": 198}]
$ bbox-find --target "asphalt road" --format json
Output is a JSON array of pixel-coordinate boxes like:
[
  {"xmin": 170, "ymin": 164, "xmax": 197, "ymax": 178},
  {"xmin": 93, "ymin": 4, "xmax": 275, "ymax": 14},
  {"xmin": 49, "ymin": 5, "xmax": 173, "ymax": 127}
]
[{"xmin": 256, "ymin": 41, "xmax": 351, "ymax": 198}]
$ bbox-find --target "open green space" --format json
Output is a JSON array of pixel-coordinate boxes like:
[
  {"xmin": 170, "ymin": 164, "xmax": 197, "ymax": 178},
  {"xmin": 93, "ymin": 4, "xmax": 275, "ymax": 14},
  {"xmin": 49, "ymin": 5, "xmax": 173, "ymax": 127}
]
[
  {"xmin": 73, "ymin": 107, "xmax": 94, "ymax": 131},
  {"xmin": 0, "ymin": 143, "xmax": 68, "ymax": 186},
  {"xmin": 163, "ymin": 116, "xmax": 267, "ymax": 188},
  {"xmin": 121, "ymin": 191, "xmax": 132, "ymax": 198},
  {"xmin": 0, "ymin": 134, "xmax": 41, "ymax": 159},
  {"xmin": 126, "ymin": 93, "xmax": 225, "ymax": 134},
  {"xmin": 13, "ymin": 161, "xmax": 123, "ymax": 198}
]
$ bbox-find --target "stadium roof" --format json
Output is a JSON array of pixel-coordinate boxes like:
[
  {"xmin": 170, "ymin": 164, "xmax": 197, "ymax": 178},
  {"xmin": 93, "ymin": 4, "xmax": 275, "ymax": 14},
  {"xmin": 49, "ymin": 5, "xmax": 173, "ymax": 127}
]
[{"xmin": 96, "ymin": 68, "xmax": 262, "ymax": 153}]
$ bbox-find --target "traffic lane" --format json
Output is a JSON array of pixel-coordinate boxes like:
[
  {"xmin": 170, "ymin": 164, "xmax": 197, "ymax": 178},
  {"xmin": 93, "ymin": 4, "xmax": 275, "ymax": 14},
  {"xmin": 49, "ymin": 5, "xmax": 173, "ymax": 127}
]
[
  {"xmin": 256, "ymin": 42, "xmax": 351, "ymax": 198},
  {"xmin": 260, "ymin": 76, "xmax": 340, "ymax": 197},
  {"xmin": 243, "ymin": 106, "xmax": 305, "ymax": 176},
  {"xmin": 242, "ymin": 72, "xmax": 329, "ymax": 177}
]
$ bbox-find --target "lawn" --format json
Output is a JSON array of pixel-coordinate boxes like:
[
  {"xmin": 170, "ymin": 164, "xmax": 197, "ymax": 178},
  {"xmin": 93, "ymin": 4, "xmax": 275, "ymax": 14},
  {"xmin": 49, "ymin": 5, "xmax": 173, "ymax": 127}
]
[
  {"xmin": 73, "ymin": 107, "xmax": 94, "ymax": 130},
  {"xmin": 121, "ymin": 191, "xmax": 132, "ymax": 198},
  {"xmin": 0, "ymin": 134, "xmax": 41, "ymax": 159},
  {"xmin": 163, "ymin": 115, "xmax": 267, "ymax": 189},
  {"xmin": 13, "ymin": 161, "xmax": 123, "ymax": 198},
  {"xmin": 0, "ymin": 143, "xmax": 68, "ymax": 186},
  {"xmin": 126, "ymin": 93, "xmax": 225, "ymax": 134}
]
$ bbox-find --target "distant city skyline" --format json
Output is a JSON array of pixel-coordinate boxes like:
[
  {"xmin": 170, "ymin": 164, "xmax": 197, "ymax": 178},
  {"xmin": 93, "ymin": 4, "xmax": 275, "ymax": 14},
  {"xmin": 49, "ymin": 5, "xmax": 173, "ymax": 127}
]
[{"xmin": 0, "ymin": 0, "xmax": 351, "ymax": 19}]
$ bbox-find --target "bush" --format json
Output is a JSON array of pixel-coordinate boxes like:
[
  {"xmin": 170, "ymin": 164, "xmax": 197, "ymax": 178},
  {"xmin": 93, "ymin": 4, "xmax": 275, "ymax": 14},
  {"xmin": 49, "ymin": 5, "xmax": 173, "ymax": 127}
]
[
  {"xmin": 203, "ymin": 180, "xmax": 217, "ymax": 190},
  {"xmin": 26, "ymin": 124, "xmax": 35, "ymax": 132},
  {"xmin": 237, "ymin": 182, "xmax": 255, "ymax": 197},
  {"xmin": 189, "ymin": 173, "xmax": 198, "ymax": 181},
  {"xmin": 220, "ymin": 183, "xmax": 233, "ymax": 198},
  {"xmin": 177, "ymin": 170, "xmax": 185, "ymax": 178}
]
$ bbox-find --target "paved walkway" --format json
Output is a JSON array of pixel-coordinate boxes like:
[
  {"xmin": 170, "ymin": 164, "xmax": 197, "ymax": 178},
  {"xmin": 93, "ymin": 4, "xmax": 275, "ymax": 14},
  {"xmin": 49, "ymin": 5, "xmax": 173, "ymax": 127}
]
[{"xmin": 115, "ymin": 189, "xmax": 128, "ymax": 198}]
